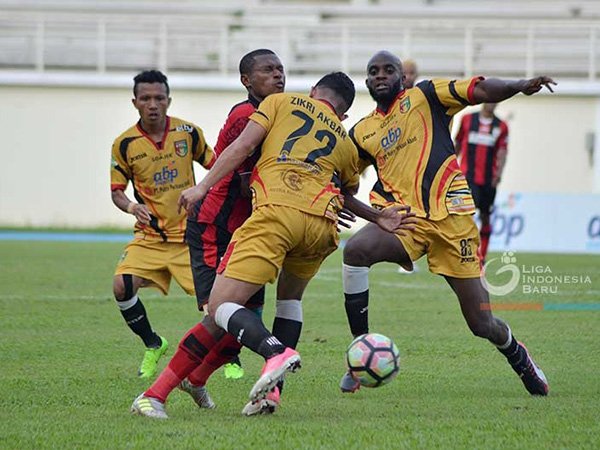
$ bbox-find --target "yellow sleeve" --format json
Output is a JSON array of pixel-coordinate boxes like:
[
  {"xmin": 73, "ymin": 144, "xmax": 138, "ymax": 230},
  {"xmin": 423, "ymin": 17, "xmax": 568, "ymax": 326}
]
[
  {"xmin": 349, "ymin": 122, "xmax": 373, "ymax": 175},
  {"xmin": 191, "ymin": 126, "xmax": 216, "ymax": 169},
  {"xmin": 249, "ymin": 93, "xmax": 281, "ymax": 132},
  {"xmin": 340, "ymin": 140, "xmax": 360, "ymax": 191},
  {"xmin": 110, "ymin": 138, "xmax": 131, "ymax": 191},
  {"xmin": 427, "ymin": 77, "xmax": 484, "ymax": 116}
]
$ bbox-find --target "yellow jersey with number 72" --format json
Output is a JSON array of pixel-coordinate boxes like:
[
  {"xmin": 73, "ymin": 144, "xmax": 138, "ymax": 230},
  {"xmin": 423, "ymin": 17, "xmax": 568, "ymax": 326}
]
[{"xmin": 249, "ymin": 93, "xmax": 359, "ymax": 221}]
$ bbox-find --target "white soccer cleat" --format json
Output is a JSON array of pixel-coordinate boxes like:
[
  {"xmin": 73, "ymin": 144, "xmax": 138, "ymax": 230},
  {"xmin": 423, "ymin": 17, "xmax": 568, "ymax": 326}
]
[
  {"xmin": 130, "ymin": 393, "xmax": 168, "ymax": 419},
  {"xmin": 178, "ymin": 379, "xmax": 216, "ymax": 409},
  {"xmin": 242, "ymin": 387, "xmax": 280, "ymax": 416}
]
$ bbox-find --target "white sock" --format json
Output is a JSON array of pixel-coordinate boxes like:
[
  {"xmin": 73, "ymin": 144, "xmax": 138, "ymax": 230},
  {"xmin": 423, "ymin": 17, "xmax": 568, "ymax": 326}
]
[
  {"xmin": 214, "ymin": 302, "xmax": 244, "ymax": 330},
  {"xmin": 116, "ymin": 294, "xmax": 138, "ymax": 311},
  {"xmin": 275, "ymin": 299, "xmax": 303, "ymax": 322},
  {"xmin": 342, "ymin": 264, "xmax": 369, "ymax": 294}
]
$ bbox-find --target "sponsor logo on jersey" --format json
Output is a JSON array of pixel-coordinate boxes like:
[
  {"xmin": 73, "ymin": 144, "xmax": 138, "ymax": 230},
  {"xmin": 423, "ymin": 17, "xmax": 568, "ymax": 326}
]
[
  {"xmin": 362, "ymin": 131, "xmax": 376, "ymax": 142},
  {"xmin": 399, "ymin": 97, "xmax": 411, "ymax": 113},
  {"xmin": 174, "ymin": 140, "xmax": 189, "ymax": 157},
  {"xmin": 153, "ymin": 162, "xmax": 179, "ymax": 186},
  {"xmin": 175, "ymin": 124, "xmax": 194, "ymax": 133},
  {"xmin": 468, "ymin": 128, "xmax": 501, "ymax": 146},
  {"xmin": 130, "ymin": 152, "xmax": 147, "ymax": 162},
  {"xmin": 381, "ymin": 127, "xmax": 402, "ymax": 151},
  {"xmin": 282, "ymin": 169, "xmax": 303, "ymax": 191}
]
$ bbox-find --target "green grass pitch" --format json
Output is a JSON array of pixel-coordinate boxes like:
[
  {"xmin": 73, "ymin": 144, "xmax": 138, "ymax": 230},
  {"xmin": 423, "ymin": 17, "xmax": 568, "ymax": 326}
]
[{"xmin": 1, "ymin": 240, "xmax": 599, "ymax": 449}]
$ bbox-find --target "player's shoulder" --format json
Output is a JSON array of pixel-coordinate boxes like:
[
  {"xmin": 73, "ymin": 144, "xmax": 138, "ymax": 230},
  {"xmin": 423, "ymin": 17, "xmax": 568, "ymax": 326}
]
[
  {"xmin": 228, "ymin": 99, "xmax": 256, "ymax": 119},
  {"xmin": 169, "ymin": 116, "xmax": 202, "ymax": 134},
  {"xmin": 350, "ymin": 111, "xmax": 378, "ymax": 136},
  {"xmin": 498, "ymin": 116, "xmax": 509, "ymax": 130},
  {"xmin": 265, "ymin": 92, "xmax": 292, "ymax": 106},
  {"xmin": 113, "ymin": 123, "xmax": 142, "ymax": 147}
]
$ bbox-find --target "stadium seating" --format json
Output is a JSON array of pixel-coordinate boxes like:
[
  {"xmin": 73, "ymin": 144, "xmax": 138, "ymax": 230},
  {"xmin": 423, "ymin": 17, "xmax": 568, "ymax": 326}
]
[{"xmin": 0, "ymin": 0, "xmax": 598, "ymax": 79}]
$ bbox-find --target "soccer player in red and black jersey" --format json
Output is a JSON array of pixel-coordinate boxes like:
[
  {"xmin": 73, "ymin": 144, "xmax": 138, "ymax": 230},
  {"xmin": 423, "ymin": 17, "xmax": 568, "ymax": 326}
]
[
  {"xmin": 173, "ymin": 49, "xmax": 286, "ymax": 407},
  {"xmin": 455, "ymin": 103, "xmax": 509, "ymax": 263}
]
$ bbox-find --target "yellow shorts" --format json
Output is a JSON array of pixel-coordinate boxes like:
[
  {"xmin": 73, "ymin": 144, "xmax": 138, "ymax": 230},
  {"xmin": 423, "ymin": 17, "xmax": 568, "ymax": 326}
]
[
  {"xmin": 397, "ymin": 213, "xmax": 481, "ymax": 278},
  {"xmin": 114, "ymin": 239, "xmax": 194, "ymax": 295},
  {"xmin": 219, "ymin": 204, "xmax": 339, "ymax": 285}
]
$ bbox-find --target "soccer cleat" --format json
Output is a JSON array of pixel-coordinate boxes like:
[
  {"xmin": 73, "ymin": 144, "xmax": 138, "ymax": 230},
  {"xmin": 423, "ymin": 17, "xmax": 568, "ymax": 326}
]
[
  {"xmin": 138, "ymin": 336, "xmax": 168, "ymax": 379},
  {"xmin": 178, "ymin": 379, "xmax": 216, "ymax": 409},
  {"xmin": 242, "ymin": 387, "xmax": 280, "ymax": 416},
  {"xmin": 224, "ymin": 362, "xmax": 245, "ymax": 380},
  {"xmin": 339, "ymin": 371, "xmax": 361, "ymax": 393},
  {"xmin": 249, "ymin": 348, "xmax": 300, "ymax": 402},
  {"xmin": 130, "ymin": 394, "xmax": 168, "ymax": 419},
  {"xmin": 511, "ymin": 342, "xmax": 549, "ymax": 396},
  {"xmin": 397, "ymin": 264, "xmax": 418, "ymax": 274}
]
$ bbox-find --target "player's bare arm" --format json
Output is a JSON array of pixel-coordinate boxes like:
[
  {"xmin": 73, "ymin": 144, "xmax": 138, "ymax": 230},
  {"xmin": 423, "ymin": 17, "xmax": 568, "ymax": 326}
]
[
  {"xmin": 111, "ymin": 189, "xmax": 151, "ymax": 225},
  {"xmin": 472, "ymin": 76, "xmax": 557, "ymax": 103},
  {"xmin": 178, "ymin": 121, "xmax": 267, "ymax": 211},
  {"xmin": 342, "ymin": 191, "xmax": 417, "ymax": 235}
]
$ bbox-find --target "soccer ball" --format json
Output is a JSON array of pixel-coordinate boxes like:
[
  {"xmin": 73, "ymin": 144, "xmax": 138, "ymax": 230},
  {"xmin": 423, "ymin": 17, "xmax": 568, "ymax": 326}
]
[{"xmin": 346, "ymin": 333, "xmax": 400, "ymax": 388}]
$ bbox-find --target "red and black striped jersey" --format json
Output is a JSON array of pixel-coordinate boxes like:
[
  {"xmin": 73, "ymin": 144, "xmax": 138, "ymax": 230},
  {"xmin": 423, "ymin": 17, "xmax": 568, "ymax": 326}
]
[
  {"xmin": 191, "ymin": 95, "xmax": 261, "ymax": 233},
  {"xmin": 455, "ymin": 112, "xmax": 508, "ymax": 187}
]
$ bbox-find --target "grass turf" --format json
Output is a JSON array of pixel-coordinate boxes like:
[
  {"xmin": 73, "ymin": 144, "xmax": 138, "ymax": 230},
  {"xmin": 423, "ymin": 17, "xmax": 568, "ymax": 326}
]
[{"xmin": 1, "ymin": 240, "xmax": 598, "ymax": 449}]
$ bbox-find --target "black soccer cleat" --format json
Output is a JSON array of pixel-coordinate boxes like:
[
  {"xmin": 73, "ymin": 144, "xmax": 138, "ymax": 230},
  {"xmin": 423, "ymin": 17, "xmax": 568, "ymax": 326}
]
[{"xmin": 510, "ymin": 341, "xmax": 549, "ymax": 396}]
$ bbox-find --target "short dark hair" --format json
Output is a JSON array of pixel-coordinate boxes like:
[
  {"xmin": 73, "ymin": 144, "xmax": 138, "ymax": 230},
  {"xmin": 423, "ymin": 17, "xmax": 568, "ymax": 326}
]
[
  {"xmin": 239, "ymin": 49, "xmax": 276, "ymax": 76},
  {"xmin": 133, "ymin": 70, "xmax": 170, "ymax": 97},
  {"xmin": 315, "ymin": 72, "xmax": 356, "ymax": 112}
]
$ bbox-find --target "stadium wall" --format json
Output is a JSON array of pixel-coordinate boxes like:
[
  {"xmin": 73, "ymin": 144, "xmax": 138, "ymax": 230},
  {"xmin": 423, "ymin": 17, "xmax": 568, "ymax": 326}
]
[{"xmin": 0, "ymin": 84, "xmax": 596, "ymax": 228}]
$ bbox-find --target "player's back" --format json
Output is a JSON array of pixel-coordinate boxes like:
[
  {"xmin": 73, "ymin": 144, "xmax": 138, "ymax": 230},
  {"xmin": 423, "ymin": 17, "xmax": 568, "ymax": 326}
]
[{"xmin": 249, "ymin": 93, "xmax": 359, "ymax": 221}]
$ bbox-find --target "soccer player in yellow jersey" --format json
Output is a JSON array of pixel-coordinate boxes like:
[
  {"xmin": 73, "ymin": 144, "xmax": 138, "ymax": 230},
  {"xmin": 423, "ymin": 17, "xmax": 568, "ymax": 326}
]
[
  {"xmin": 110, "ymin": 70, "xmax": 215, "ymax": 379},
  {"xmin": 131, "ymin": 72, "xmax": 416, "ymax": 419},
  {"xmin": 340, "ymin": 50, "xmax": 556, "ymax": 396}
]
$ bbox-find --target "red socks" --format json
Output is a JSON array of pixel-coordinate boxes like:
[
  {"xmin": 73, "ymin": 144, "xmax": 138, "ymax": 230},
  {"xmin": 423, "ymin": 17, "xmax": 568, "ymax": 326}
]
[
  {"xmin": 145, "ymin": 322, "xmax": 217, "ymax": 403},
  {"xmin": 188, "ymin": 333, "xmax": 241, "ymax": 386}
]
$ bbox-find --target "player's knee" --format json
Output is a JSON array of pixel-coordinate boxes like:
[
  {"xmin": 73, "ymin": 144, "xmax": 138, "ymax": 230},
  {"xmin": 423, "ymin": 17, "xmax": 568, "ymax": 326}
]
[
  {"xmin": 113, "ymin": 274, "xmax": 134, "ymax": 302},
  {"xmin": 113, "ymin": 276, "xmax": 126, "ymax": 301},
  {"xmin": 343, "ymin": 238, "xmax": 371, "ymax": 266},
  {"xmin": 468, "ymin": 316, "xmax": 493, "ymax": 339}
]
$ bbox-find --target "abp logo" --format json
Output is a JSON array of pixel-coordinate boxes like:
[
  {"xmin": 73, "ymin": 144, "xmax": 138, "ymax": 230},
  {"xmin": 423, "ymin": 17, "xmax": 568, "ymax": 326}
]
[
  {"xmin": 381, "ymin": 127, "xmax": 401, "ymax": 151},
  {"xmin": 153, "ymin": 162, "xmax": 179, "ymax": 186}
]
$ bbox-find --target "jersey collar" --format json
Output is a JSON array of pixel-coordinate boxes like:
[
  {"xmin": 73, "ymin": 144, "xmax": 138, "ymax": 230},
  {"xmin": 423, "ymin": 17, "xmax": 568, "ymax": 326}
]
[
  {"xmin": 247, "ymin": 93, "xmax": 261, "ymax": 108},
  {"xmin": 317, "ymin": 98, "xmax": 337, "ymax": 115},
  {"xmin": 136, "ymin": 116, "xmax": 171, "ymax": 150},
  {"xmin": 376, "ymin": 89, "xmax": 406, "ymax": 116}
]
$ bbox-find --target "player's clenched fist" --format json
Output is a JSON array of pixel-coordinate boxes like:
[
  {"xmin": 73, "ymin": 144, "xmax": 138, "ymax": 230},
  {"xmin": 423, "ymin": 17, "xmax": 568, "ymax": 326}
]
[{"xmin": 178, "ymin": 184, "xmax": 208, "ymax": 212}]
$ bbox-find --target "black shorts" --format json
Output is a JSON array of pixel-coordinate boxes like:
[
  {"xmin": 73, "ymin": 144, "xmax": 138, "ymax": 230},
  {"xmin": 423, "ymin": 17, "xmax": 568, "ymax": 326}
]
[
  {"xmin": 470, "ymin": 184, "xmax": 497, "ymax": 215},
  {"xmin": 186, "ymin": 220, "xmax": 265, "ymax": 310}
]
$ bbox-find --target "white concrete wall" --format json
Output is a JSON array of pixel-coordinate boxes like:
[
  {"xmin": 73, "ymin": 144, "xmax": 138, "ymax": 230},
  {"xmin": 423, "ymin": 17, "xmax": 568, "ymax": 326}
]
[{"xmin": 0, "ymin": 84, "xmax": 595, "ymax": 227}]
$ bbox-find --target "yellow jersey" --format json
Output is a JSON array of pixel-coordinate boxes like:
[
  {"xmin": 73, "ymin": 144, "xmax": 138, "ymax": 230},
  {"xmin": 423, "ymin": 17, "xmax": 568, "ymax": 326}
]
[
  {"xmin": 110, "ymin": 116, "xmax": 215, "ymax": 242},
  {"xmin": 351, "ymin": 78, "xmax": 482, "ymax": 220},
  {"xmin": 249, "ymin": 93, "xmax": 359, "ymax": 221}
]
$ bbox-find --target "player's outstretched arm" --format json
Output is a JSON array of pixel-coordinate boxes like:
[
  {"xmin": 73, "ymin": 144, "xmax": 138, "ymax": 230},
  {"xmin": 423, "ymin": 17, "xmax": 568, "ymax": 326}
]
[
  {"xmin": 342, "ymin": 193, "xmax": 417, "ymax": 234},
  {"xmin": 178, "ymin": 121, "xmax": 267, "ymax": 211},
  {"xmin": 472, "ymin": 76, "xmax": 557, "ymax": 104}
]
